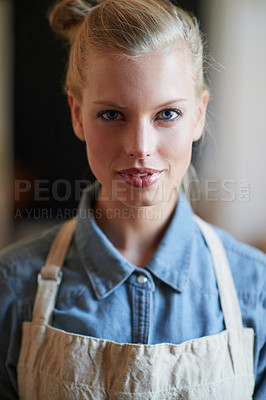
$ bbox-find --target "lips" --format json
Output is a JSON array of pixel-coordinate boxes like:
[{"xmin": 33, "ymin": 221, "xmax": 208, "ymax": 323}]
[{"xmin": 118, "ymin": 168, "xmax": 163, "ymax": 188}]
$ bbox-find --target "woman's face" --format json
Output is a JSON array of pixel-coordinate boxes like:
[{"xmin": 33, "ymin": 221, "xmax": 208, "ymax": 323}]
[{"xmin": 69, "ymin": 46, "xmax": 209, "ymax": 210}]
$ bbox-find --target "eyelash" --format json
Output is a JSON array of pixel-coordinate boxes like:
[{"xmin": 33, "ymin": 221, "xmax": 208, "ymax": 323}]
[
  {"xmin": 98, "ymin": 110, "xmax": 122, "ymax": 121},
  {"xmin": 157, "ymin": 109, "xmax": 183, "ymax": 122},
  {"xmin": 97, "ymin": 108, "xmax": 183, "ymax": 122}
]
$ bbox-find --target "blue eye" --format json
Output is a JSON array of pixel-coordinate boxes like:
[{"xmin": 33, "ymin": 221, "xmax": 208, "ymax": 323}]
[
  {"xmin": 98, "ymin": 110, "xmax": 122, "ymax": 120},
  {"xmin": 158, "ymin": 109, "xmax": 182, "ymax": 121}
]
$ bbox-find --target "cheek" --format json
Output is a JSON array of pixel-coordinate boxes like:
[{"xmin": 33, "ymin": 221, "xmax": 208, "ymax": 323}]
[
  {"xmin": 83, "ymin": 123, "xmax": 106, "ymax": 158},
  {"xmin": 86, "ymin": 136, "xmax": 105, "ymax": 160},
  {"xmin": 83, "ymin": 125, "xmax": 120, "ymax": 173},
  {"xmin": 162, "ymin": 125, "xmax": 194, "ymax": 165}
]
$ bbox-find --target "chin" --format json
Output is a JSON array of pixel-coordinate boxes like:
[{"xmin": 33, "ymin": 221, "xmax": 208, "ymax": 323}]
[
  {"xmin": 118, "ymin": 198, "xmax": 161, "ymax": 209},
  {"xmin": 116, "ymin": 186, "xmax": 177, "ymax": 210}
]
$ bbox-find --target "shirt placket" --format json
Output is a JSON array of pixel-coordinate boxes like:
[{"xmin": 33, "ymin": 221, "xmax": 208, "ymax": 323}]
[{"xmin": 130, "ymin": 271, "xmax": 155, "ymax": 344}]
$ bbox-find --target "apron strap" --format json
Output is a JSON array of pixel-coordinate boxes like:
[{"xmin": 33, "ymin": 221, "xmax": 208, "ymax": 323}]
[
  {"xmin": 32, "ymin": 217, "xmax": 77, "ymax": 324},
  {"xmin": 194, "ymin": 215, "xmax": 243, "ymax": 331}
]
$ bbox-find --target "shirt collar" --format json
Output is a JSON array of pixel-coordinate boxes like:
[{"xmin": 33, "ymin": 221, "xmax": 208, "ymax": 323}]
[
  {"xmin": 75, "ymin": 181, "xmax": 196, "ymax": 299},
  {"xmin": 145, "ymin": 190, "xmax": 195, "ymax": 292}
]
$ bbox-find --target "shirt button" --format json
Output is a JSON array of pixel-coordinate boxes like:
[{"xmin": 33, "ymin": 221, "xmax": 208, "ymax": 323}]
[{"xmin": 137, "ymin": 275, "xmax": 148, "ymax": 284}]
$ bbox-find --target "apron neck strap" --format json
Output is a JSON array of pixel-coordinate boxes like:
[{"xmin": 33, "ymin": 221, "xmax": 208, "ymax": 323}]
[
  {"xmin": 32, "ymin": 218, "xmax": 77, "ymax": 324},
  {"xmin": 194, "ymin": 215, "xmax": 243, "ymax": 331}
]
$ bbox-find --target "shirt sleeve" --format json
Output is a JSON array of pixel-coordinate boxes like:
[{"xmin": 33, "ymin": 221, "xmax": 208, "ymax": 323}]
[{"xmin": 0, "ymin": 270, "xmax": 19, "ymax": 400}]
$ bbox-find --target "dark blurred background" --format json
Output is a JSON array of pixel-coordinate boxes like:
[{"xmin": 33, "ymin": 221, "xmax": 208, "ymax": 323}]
[{"xmin": 14, "ymin": 0, "xmax": 92, "ymax": 219}]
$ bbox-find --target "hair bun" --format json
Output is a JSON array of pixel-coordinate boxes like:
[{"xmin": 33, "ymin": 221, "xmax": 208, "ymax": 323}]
[{"xmin": 49, "ymin": 0, "xmax": 99, "ymax": 41}]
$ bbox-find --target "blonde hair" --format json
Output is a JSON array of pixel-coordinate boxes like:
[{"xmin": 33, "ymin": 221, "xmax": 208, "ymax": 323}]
[{"xmin": 49, "ymin": 0, "xmax": 207, "ymax": 100}]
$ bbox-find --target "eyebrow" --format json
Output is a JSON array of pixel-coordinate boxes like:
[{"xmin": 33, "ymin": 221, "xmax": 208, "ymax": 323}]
[
  {"xmin": 92, "ymin": 98, "xmax": 188, "ymax": 110},
  {"xmin": 156, "ymin": 99, "xmax": 188, "ymax": 108},
  {"xmin": 92, "ymin": 101, "xmax": 126, "ymax": 109}
]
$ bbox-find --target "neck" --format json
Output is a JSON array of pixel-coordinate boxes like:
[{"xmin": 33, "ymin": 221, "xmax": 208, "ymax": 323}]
[{"xmin": 93, "ymin": 191, "xmax": 178, "ymax": 267}]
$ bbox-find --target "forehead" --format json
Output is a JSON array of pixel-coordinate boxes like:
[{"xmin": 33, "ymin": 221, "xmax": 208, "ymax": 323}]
[{"xmin": 83, "ymin": 45, "xmax": 195, "ymax": 104}]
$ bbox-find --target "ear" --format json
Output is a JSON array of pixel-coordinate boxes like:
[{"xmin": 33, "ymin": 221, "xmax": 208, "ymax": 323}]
[
  {"xmin": 193, "ymin": 89, "xmax": 209, "ymax": 142},
  {"xmin": 67, "ymin": 92, "xmax": 85, "ymax": 141}
]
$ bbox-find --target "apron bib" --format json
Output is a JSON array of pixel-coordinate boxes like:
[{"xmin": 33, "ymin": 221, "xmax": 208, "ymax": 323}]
[{"xmin": 17, "ymin": 216, "xmax": 255, "ymax": 399}]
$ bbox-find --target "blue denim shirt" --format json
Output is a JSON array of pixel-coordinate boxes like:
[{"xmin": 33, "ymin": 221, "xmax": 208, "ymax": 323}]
[{"xmin": 0, "ymin": 181, "xmax": 265, "ymax": 399}]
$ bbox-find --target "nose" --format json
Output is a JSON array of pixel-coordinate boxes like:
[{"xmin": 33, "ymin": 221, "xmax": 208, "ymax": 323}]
[{"xmin": 124, "ymin": 120, "xmax": 155, "ymax": 159}]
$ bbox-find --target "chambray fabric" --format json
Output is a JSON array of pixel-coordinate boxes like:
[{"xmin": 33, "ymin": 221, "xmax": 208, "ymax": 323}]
[{"xmin": 0, "ymin": 181, "xmax": 265, "ymax": 399}]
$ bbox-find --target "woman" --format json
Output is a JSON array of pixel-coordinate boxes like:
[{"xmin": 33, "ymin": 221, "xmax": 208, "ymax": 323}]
[{"xmin": 0, "ymin": 0, "xmax": 265, "ymax": 398}]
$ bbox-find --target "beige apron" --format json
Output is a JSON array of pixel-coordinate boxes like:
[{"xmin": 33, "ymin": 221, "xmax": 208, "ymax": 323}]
[{"xmin": 17, "ymin": 216, "xmax": 255, "ymax": 399}]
